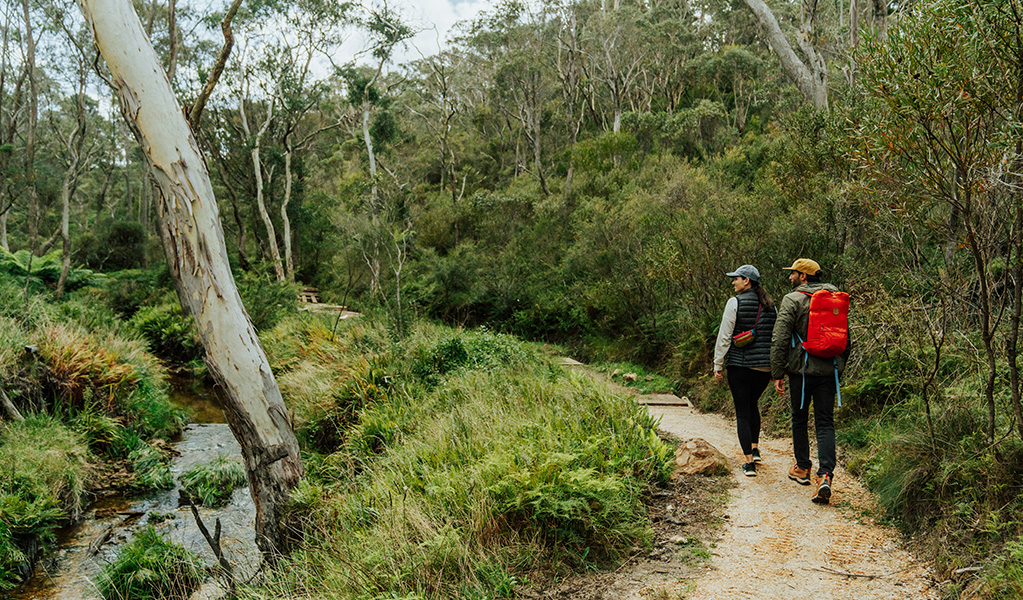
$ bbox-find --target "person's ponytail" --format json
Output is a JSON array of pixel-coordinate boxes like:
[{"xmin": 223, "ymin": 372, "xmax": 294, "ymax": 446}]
[{"xmin": 751, "ymin": 280, "xmax": 773, "ymax": 309}]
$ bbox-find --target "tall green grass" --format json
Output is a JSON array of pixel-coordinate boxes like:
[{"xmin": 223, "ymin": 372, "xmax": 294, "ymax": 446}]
[
  {"xmin": 0, "ymin": 416, "xmax": 92, "ymax": 587},
  {"xmin": 97, "ymin": 526, "xmax": 205, "ymax": 600},
  {"xmin": 247, "ymin": 320, "xmax": 673, "ymax": 599},
  {"xmin": 180, "ymin": 457, "xmax": 247, "ymax": 507}
]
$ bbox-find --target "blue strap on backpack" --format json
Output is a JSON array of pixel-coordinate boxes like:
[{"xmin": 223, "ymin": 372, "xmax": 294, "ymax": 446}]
[{"xmin": 792, "ymin": 332, "xmax": 842, "ymax": 410}]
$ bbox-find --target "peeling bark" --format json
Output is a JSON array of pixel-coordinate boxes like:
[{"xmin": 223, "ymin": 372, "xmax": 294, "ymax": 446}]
[{"xmin": 77, "ymin": 0, "xmax": 303, "ymax": 561}]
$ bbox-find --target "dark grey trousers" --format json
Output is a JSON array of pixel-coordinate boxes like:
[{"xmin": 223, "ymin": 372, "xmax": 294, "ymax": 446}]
[{"xmin": 789, "ymin": 372, "xmax": 837, "ymax": 477}]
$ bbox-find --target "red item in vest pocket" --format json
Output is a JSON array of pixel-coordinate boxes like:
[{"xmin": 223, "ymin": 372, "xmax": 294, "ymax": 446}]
[{"xmin": 801, "ymin": 289, "xmax": 850, "ymax": 358}]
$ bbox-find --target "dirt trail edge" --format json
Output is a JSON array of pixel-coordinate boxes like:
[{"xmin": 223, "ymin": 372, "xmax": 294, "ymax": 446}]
[
  {"xmin": 649, "ymin": 402, "xmax": 938, "ymax": 600},
  {"xmin": 547, "ymin": 360, "xmax": 940, "ymax": 600}
]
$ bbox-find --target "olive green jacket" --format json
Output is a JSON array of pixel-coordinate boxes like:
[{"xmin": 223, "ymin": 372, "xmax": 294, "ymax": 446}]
[{"xmin": 769, "ymin": 282, "xmax": 849, "ymax": 380}]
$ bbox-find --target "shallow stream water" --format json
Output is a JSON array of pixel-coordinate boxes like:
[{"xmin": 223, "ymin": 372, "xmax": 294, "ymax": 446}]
[{"xmin": 11, "ymin": 378, "xmax": 260, "ymax": 600}]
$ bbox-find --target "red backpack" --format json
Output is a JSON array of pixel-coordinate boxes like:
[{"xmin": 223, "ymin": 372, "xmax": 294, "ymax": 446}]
[{"xmin": 799, "ymin": 289, "xmax": 850, "ymax": 358}]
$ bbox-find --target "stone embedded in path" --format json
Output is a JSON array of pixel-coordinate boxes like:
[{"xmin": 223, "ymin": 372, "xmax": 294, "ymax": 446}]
[{"xmin": 673, "ymin": 438, "xmax": 728, "ymax": 476}]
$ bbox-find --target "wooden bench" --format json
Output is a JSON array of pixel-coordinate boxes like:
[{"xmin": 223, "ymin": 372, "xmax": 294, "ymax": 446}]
[{"xmin": 298, "ymin": 286, "xmax": 321, "ymax": 304}]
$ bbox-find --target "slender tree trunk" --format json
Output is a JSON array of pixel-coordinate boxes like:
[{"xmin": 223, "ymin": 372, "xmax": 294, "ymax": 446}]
[
  {"xmin": 167, "ymin": 0, "xmax": 178, "ymax": 81},
  {"xmin": 239, "ymin": 94, "xmax": 285, "ymax": 281},
  {"xmin": 78, "ymin": 0, "xmax": 303, "ymax": 560},
  {"xmin": 57, "ymin": 173, "xmax": 72, "ymax": 298},
  {"xmin": 871, "ymin": 0, "xmax": 887, "ymax": 41},
  {"xmin": 282, "ymin": 142, "xmax": 295, "ymax": 283},
  {"xmin": 1008, "ymin": 50, "xmax": 1023, "ymax": 442},
  {"xmin": 362, "ymin": 98, "xmax": 378, "ymax": 213},
  {"xmin": 21, "ymin": 0, "xmax": 39, "ymax": 252},
  {"xmin": 850, "ymin": 0, "xmax": 859, "ymax": 47},
  {"xmin": 531, "ymin": 109, "xmax": 549, "ymax": 196}
]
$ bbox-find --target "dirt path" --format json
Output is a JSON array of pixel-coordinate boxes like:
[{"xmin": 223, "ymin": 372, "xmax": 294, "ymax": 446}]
[{"xmin": 647, "ymin": 400, "xmax": 939, "ymax": 600}]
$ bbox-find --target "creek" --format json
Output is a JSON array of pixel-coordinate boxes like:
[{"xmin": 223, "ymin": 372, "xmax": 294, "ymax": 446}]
[{"xmin": 10, "ymin": 375, "xmax": 260, "ymax": 600}]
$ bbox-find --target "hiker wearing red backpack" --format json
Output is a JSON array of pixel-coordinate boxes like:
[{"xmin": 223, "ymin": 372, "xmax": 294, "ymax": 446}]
[{"xmin": 770, "ymin": 258, "xmax": 850, "ymax": 505}]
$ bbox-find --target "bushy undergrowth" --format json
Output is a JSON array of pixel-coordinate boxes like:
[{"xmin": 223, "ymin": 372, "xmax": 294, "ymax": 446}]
[
  {"xmin": 247, "ymin": 318, "xmax": 673, "ymax": 599},
  {"xmin": 0, "ymin": 416, "xmax": 91, "ymax": 587},
  {"xmin": 180, "ymin": 456, "xmax": 247, "ymax": 507},
  {"xmin": 841, "ymin": 394, "xmax": 1023, "ymax": 596},
  {"xmin": 97, "ymin": 526, "xmax": 205, "ymax": 600},
  {"xmin": 0, "ymin": 273, "xmax": 186, "ymax": 587}
]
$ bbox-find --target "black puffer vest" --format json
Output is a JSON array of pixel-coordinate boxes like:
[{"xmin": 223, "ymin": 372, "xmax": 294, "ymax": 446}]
[{"xmin": 726, "ymin": 289, "xmax": 777, "ymax": 368}]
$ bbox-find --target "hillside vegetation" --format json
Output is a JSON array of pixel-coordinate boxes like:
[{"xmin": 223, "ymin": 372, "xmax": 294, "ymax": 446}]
[{"xmin": 3, "ymin": 0, "xmax": 1023, "ymax": 596}]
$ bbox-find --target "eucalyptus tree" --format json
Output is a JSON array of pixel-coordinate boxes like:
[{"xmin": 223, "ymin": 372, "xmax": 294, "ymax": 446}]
[
  {"xmin": 224, "ymin": 0, "xmax": 354, "ymax": 282},
  {"xmin": 742, "ymin": 0, "xmax": 829, "ymax": 110},
  {"xmin": 0, "ymin": 2, "xmax": 24, "ymax": 250},
  {"xmin": 77, "ymin": 0, "xmax": 304, "ymax": 559},
  {"xmin": 461, "ymin": 1, "xmax": 558, "ymax": 195},
  {"xmin": 275, "ymin": 0, "xmax": 354, "ymax": 282},
  {"xmin": 852, "ymin": 0, "xmax": 1017, "ymax": 444},
  {"xmin": 408, "ymin": 51, "xmax": 466, "ymax": 208},
  {"xmin": 582, "ymin": 5, "xmax": 648, "ymax": 134},
  {"xmin": 46, "ymin": 11, "xmax": 103, "ymax": 298},
  {"xmin": 19, "ymin": 0, "xmax": 39, "ymax": 251},
  {"xmin": 550, "ymin": 0, "xmax": 591, "ymax": 198}
]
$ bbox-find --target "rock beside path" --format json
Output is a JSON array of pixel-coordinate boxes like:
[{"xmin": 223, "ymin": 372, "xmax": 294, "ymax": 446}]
[{"xmin": 674, "ymin": 438, "xmax": 729, "ymax": 476}]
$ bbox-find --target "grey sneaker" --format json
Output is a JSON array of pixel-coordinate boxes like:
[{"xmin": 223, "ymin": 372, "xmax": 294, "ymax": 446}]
[{"xmin": 741, "ymin": 462, "xmax": 757, "ymax": 477}]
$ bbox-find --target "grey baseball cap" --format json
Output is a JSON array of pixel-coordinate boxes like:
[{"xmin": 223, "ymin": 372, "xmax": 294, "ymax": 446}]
[{"xmin": 725, "ymin": 264, "xmax": 760, "ymax": 282}]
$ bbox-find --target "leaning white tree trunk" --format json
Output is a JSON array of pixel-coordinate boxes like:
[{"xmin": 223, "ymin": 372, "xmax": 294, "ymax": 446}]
[
  {"xmin": 78, "ymin": 0, "xmax": 303, "ymax": 559},
  {"xmin": 743, "ymin": 0, "xmax": 828, "ymax": 111}
]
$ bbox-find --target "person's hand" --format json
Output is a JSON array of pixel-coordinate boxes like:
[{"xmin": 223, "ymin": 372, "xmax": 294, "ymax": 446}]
[
  {"xmin": 713, "ymin": 369, "xmax": 723, "ymax": 381},
  {"xmin": 774, "ymin": 379, "xmax": 785, "ymax": 395}
]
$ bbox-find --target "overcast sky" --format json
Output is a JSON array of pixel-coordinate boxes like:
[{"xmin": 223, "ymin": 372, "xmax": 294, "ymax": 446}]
[{"xmin": 340, "ymin": 0, "xmax": 497, "ymax": 67}]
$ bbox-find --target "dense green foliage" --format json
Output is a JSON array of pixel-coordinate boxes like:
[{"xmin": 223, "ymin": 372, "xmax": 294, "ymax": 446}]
[{"xmin": 6, "ymin": 0, "xmax": 1023, "ymax": 595}]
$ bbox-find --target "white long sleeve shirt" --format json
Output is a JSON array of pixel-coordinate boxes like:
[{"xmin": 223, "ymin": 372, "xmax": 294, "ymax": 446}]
[{"xmin": 713, "ymin": 297, "xmax": 738, "ymax": 371}]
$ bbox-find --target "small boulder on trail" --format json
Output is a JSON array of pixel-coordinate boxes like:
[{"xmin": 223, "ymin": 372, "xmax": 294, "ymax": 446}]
[{"xmin": 674, "ymin": 438, "xmax": 728, "ymax": 476}]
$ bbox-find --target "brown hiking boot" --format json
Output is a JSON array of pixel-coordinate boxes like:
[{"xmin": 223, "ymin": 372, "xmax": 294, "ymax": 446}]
[
  {"xmin": 788, "ymin": 464, "xmax": 811, "ymax": 486},
  {"xmin": 812, "ymin": 473, "xmax": 833, "ymax": 504}
]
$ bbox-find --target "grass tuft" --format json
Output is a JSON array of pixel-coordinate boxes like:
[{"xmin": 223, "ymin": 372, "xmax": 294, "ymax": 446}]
[
  {"xmin": 97, "ymin": 526, "xmax": 205, "ymax": 600},
  {"xmin": 180, "ymin": 457, "xmax": 247, "ymax": 507}
]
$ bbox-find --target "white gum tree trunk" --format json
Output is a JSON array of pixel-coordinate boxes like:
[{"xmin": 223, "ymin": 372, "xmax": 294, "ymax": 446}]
[
  {"xmin": 744, "ymin": 0, "xmax": 829, "ymax": 111},
  {"xmin": 77, "ymin": 0, "xmax": 303, "ymax": 559},
  {"xmin": 239, "ymin": 91, "xmax": 286, "ymax": 282}
]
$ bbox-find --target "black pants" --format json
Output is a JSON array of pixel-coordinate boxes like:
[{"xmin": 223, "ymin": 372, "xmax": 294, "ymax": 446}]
[
  {"xmin": 789, "ymin": 372, "xmax": 837, "ymax": 477},
  {"xmin": 726, "ymin": 366, "xmax": 772, "ymax": 456}
]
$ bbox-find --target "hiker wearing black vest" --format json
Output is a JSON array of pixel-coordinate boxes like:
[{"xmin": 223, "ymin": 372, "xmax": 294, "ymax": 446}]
[
  {"xmin": 713, "ymin": 264, "xmax": 777, "ymax": 478},
  {"xmin": 770, "ymin": 258, "xmax": 849, "ymax": 505}
]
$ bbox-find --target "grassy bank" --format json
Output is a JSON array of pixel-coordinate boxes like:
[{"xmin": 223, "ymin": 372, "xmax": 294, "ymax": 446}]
[
  {"xmin": 0, "ymin": 273, "xmax": 186, "ymax": 589},
  {"xmin": 244, "ymin": 317, "xmax": 675, "ymax": 599}
]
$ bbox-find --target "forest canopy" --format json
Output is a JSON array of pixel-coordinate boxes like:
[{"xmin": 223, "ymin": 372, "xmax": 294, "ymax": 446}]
[{"xmin": 3, "ymin": 0, "xmax": 1023, "ymax": 596}]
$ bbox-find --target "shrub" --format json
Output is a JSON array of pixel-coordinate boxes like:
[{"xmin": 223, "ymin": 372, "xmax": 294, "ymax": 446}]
[
  {"xmin": 130, "ymin": 303, "xmax": 202, "ymax": 365},
  {"xmin": 101, "ymin": 269, "xmax": 169, "ymax": 319},
  {"xmin": 0, "ymin": 416, "xmax": 92, "ymax": 588},
  {"xmin": 97, "ymin": 526, "xmax": 204, "ymax": 600},
  {"xmin": 180, "ymin": 457, "xmax": 247, "ymax": 507},
  {"xmin": 0, "ymin": 416, "xmax": 91, "ymax": 522},
  {"xmin": 266, "ymin": 323, "xmax": 674, "ymax": 598},
  {"xmin": 77, "ymin": 220, "xmax": 147, "ymax": 271},
  {"xmin": 235, "ymin": 269, "xmax": 297, "ymax": 331}
]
